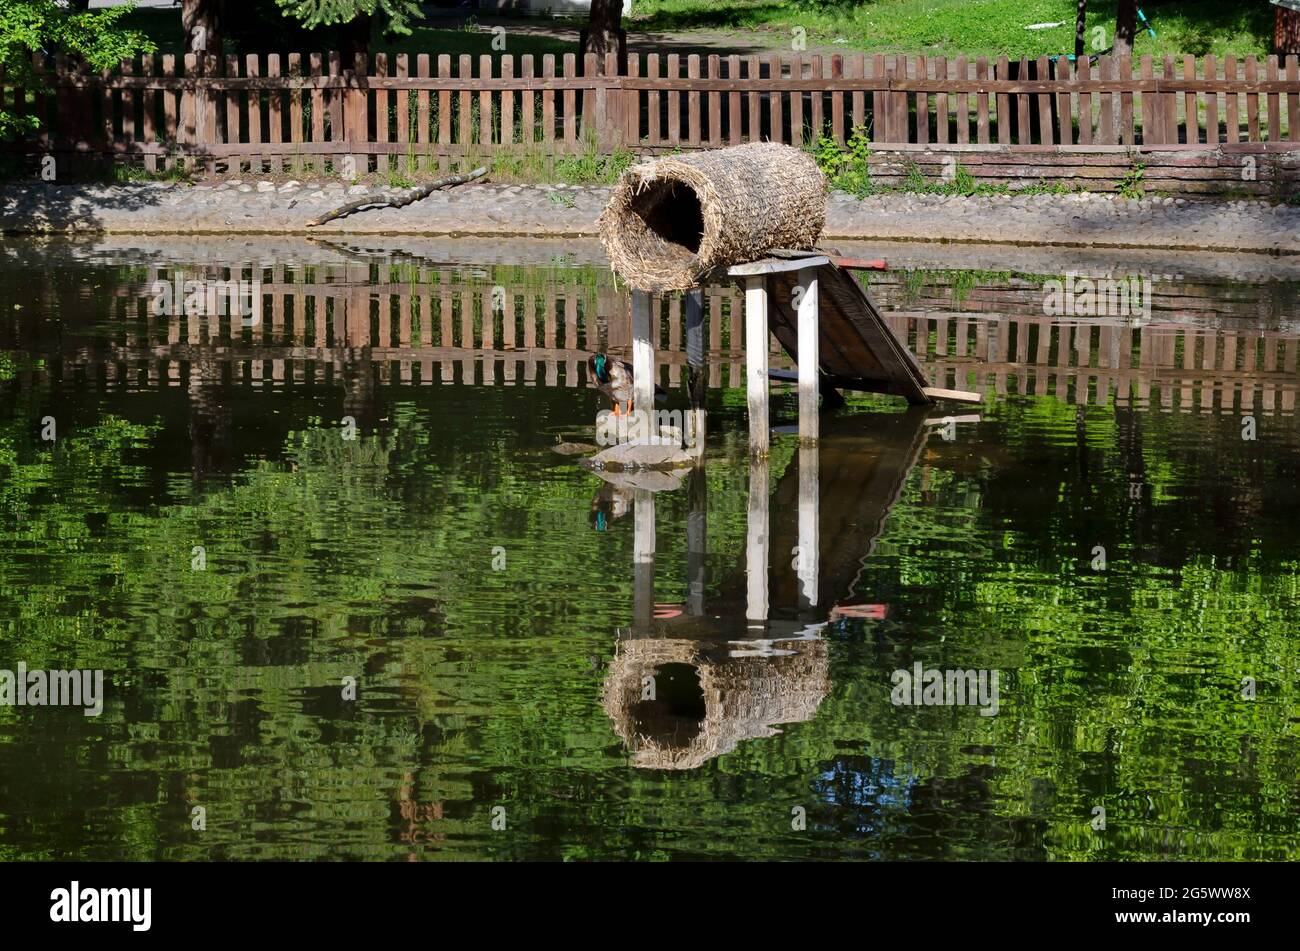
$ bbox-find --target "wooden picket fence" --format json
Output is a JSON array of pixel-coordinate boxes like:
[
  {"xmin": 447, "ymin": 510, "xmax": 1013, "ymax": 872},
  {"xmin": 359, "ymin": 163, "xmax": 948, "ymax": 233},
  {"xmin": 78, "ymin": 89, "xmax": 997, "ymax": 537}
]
[
  {"xmin": 6, "ymin": 261, "xmax": 1299, "ymax": 416},
  {"xmin": 4, "ymin": 50, "xmax": 1300, "ymax": 177}
]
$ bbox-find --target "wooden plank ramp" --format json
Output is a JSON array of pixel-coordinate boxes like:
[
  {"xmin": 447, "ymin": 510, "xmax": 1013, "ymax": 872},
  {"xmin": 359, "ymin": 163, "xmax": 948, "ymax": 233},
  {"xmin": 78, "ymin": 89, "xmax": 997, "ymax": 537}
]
[{"xmin": 760, "ymin": 257, "xmax": 979, "ymax": 405}]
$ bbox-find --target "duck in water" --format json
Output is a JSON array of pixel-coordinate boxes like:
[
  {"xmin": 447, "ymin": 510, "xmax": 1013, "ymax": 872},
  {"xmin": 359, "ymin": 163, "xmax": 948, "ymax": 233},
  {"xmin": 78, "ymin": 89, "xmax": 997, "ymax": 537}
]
[{"xmin": 588, "ymin": 353, "xmax": 667, "ymax": 416}]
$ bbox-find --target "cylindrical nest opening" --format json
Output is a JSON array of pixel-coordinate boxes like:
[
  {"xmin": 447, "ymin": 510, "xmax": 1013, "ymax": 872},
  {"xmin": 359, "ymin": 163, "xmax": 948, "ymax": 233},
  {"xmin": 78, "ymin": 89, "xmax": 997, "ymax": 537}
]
[{"xmin": 599, "ymin": 142, "xmax": 828, "ymax": 292}]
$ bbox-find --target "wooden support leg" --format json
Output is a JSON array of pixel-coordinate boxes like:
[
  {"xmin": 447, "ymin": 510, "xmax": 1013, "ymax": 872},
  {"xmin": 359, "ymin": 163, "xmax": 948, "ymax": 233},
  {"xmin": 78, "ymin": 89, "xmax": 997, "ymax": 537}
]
[
  {"xmin": 797, "ymin": 442, "xmax": 819, "ymax": 609},
  {"xmin": 631, "ymin": 289, "xmax": 656, "ymax": 441},
  {"xmin": 687, "ymin": 465, "xmax": 707, "ymax": 617},
  {"xmin": 797, "ymin": 265, "xmax": 820, "ymax": 443},
  {"xmin": 746, "ymin": 454, "xmax": 769, "ymax": 624},
  {"xmin": 633, "ymin": 488, "xmax": 655, "ymax": 630},
  {"xmin": 685, "ymin": 287, "xmax": 706, "ymax": 456},
  {"xmin": 744, "ymin": 276, "xmax": 770, "ymax": 456}
]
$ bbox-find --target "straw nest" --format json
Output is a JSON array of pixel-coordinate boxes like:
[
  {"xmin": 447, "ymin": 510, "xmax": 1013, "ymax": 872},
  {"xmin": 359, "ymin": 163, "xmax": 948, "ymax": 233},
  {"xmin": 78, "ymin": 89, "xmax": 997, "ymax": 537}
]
[
  {"xmin": 598, "ymin": 142, "xmax": 828, "ymax": 292},
  {"xmin": 601, "ymin": 637, "xmax": 830, "ymax": 770}
]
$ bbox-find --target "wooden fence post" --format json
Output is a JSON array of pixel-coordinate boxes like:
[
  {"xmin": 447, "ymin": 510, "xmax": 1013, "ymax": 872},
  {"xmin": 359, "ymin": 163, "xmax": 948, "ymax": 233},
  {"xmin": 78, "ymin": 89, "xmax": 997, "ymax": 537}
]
[
  {"xmin": 181, "ymin": 53, "xmax": 197, "ymax": 173},
  {"xmin": 203, "ymin": 53, "xmax": 219, "ymax": 175},
  {"xmin": 348, "ymin": 53, "xmax": 368, "ymax": 178}
]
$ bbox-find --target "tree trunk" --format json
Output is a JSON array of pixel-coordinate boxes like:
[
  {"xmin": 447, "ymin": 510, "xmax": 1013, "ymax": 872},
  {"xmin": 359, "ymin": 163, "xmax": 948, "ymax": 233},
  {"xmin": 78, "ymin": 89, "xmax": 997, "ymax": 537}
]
[
  {"xmin": 1114, "ymin": 0, "xmax": 1138, "ymax": 59},
  {"xmin": 583, "ymin": 0, "xmax": 625, "ymax": 58},
  {"xmin": 181, "ymin": 0, "xmax": 224, "ymax": 56},
  {"xmin": 1074, "ymin": 0, "xmax": 1087, "ymax": 58},
  {"xmin": 339, "ymin": 13, "xmax": 373, "ymax": 63}
]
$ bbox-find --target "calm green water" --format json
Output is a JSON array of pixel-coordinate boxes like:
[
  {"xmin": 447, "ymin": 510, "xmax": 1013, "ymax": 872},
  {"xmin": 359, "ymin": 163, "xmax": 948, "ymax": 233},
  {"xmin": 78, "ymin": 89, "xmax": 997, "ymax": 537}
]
[{"xmin": 0, "ymin": 244, "xmax": 1297, "ymax": 861}]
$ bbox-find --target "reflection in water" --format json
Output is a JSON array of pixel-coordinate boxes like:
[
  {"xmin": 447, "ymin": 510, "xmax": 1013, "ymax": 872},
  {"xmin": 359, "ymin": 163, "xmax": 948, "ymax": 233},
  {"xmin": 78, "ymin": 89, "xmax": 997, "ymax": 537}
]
[
  {"xmin": 2, "ymin": 243, "xmax": 1299, "ymax": 860},
  {"xmin": 602, "ymin": 412, "xmax": 930, "ymax": 770},
  {"xmin": 604, "ymin": 633, "xmax": 830, "ymax": 771}
]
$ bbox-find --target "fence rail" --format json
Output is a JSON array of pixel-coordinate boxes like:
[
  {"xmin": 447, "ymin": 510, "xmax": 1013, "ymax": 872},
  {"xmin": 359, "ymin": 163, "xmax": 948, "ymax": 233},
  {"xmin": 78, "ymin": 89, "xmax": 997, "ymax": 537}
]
[{"xmin": 4, "ymin": 51, "xmax": 1300, "ymax": 176}]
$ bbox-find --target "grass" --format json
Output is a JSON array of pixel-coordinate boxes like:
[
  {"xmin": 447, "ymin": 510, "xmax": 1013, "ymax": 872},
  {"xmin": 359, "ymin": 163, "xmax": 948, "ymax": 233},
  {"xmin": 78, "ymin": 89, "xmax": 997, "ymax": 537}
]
[
  {"xmin": 492, "ymin": 127, "xmax": 635, "ymax": 186},
  {"xmin": 632, "ymin": 0, "xmax": 1275, "ymax": 60},
  {"xmin": 113, "ymin": 2, "xmax": 1275, "ymax": 61},
  {"xmin": 810, "ymin": 124, "xmax": 1088, "ymax": 198},
  {"xmin": 113, "ymin": 160, "xmax": 195, "ymax": 185}
]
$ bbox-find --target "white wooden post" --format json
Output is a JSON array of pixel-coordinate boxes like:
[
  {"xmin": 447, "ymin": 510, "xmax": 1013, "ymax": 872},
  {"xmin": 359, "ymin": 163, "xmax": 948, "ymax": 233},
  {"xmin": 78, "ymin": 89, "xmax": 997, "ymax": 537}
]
[
  {"xmin": 746, "ymin": 454, "xmax": 769, "ymax": 623},
  {"xmin": 796, "ymin": 265, "xmax": 820, "ymax": 443},
  {"xmin": 744, "ymin": 275, "xmax": 770, "ymax": 456},
  {"xmin": 687, "ymin": 466, "xmax": 707, "ymax": 616},
  {"xmin": 631, "ymin": 289, "xmax": 656, "ymax": 439},
  {"xmin": 797, "ymin": 442, "xmax": 819, "ymax": 608},
  {"xmin": 633, "ymin": 487, "xmax": 655, "ymax": 629}
]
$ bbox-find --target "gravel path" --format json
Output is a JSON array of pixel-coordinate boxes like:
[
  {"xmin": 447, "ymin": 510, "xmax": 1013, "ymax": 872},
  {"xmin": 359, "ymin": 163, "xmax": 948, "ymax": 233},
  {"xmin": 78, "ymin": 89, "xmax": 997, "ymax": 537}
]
[{"xmin": 2, "ymin": 180, "xmax": 1298, "ymax": 255}]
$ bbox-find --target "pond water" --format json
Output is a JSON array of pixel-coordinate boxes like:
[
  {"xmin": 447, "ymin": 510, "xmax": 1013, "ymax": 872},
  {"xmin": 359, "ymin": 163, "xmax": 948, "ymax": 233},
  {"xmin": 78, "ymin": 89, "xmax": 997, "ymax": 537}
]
[{"xmin": 0, "ymin": 239, "xmax": 1297, "ymax": 861}]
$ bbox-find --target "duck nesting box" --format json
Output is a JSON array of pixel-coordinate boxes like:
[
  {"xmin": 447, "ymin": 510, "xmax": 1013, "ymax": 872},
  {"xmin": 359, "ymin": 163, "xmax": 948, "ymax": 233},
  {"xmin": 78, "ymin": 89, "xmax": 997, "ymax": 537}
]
[{"xmin": 598, "ymin": 142, "xmax": 828, "ymax": 291}]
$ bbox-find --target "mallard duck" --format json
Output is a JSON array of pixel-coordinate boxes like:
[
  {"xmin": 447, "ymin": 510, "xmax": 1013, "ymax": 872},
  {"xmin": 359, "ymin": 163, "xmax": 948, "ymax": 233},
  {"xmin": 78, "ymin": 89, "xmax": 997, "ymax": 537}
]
[
  {"xmin": 588, "ymin": 353, "xmax": 666, "ymax": 416},
  {"xmin": 591, "ymin": 484, "xmax": 634, "ymax": 531}
]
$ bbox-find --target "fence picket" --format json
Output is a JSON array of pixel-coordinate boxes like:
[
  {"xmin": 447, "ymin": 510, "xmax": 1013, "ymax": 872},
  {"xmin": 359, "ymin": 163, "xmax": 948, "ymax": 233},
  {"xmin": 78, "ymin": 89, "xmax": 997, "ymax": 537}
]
[
  {"xmin": 976, "ymin": 58, "xmax": 990, "ymax": 144},
  {"xmin": 1037, "ymin": 55, "xmax": 1053, "ymax": 146},
  {"xmin": 481, "ymin": 54, "xmax": 495, "ymax": 151},
  {"xmin": 1205, "ymin": 54, "xmax": 1219, "ymax": 146},
  {"xmin": 1289, "ymin": 55, "xmax": 1300, "ymax": 142},
  {"xmin": 767, "ymin": 53, "xmax": 782, "ymax": 145},
  {"xmin": 1225, "ymin": 54, "xmax": 1239, "ymax": 144},
  {"xmin": 500, "ymin": 55, "xmax": 513, "ymax": 149},
  {"xmin": 1267, "ymin": 56, "xmax": 1281, "ymax": 143},
  {"xmin": 707, "ymin": 54, "xmax": 721, "ymax": 146},
  {"xmin": 416, "ymin": 54, "xmax": 430, "ymax": 170},
  {"xmin": 1119, "ymin": 55, "xmax": 1135, "ymax": 145},
  {"xmin": 831, "ymin": 54, "xmax": 845, "ymax": 145},
  {"xmin": 667, "ymin": 53, "xmax": 680, "ymax": 145},
  {"xmin": 161, "ymin": 55, "xmax": 177, "ymax": 170},
  {"xmin": 459, "ymin": 54, "xmax": 473, "ymax": 157},
  {"xmin": 141, "ymin": 54, "xmax": 157, "ymax": 172},
  {"xmin": 848, "ymin": 53, "xmax": 865, "ymax": 137},
  {"xmin": 1245, "ymin": 55, "xmax": 1260, "ymax": 143},
  {"xmin": 268, "ymin": 54, "xmax": 284, "ymax": 174},
  {"xmin": 647, "ymin": 53, "xmax": 660, "ymax": 145},
  {"xmin": 996, "ymin": 56, "xmax": 1010, "ymax": 145},
  {"xmin": 563, "ymin": 54, "xmax": 577, "ymax": 149},
  {"xmin": 396, "ymin": 53, "xmax": 410, "ymax": 171},
  {"xmin": 722, "ymin": 54, "xmax": 743, "ymax": 144},
  {"xmin": 934, "ymin": 56, "xmax": 948, "ymax": 145},
  {"xmin": 520, "ymin": 54, "xmax": 536, "ymax": 153},
  {"xmin": 955, "ymin": 56, "xmax": 969, "ymax": 144},
  {"xmin": 289, "ymin": 53, "xmax": 304, "ymax": 174}
]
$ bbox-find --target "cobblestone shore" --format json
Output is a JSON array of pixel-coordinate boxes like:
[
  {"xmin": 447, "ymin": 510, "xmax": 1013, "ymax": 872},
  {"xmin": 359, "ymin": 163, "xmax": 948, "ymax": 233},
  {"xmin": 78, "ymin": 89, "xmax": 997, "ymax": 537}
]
[{"xmin": 2, "ymin": 180, "xmax": 1298, "ymax": 255}]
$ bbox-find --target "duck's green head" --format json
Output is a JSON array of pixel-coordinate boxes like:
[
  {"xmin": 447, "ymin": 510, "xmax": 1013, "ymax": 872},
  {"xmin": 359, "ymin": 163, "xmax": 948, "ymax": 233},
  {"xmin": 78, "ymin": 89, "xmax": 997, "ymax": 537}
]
[{"xmin": 593, "ymin": 353, "xmax": 609, "ymax": 382}]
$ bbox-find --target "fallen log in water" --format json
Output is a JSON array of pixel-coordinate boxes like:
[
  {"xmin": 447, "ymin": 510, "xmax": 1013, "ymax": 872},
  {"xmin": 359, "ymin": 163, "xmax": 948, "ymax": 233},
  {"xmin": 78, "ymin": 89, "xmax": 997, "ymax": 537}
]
[{"xmin": 306, "ymin": 167, "xmax": 489, "ymax": 227}]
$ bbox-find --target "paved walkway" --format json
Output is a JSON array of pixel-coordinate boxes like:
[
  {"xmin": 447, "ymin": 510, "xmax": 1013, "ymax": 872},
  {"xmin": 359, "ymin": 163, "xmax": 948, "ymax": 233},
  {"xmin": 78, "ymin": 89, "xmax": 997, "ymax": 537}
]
[{"xmin": 2, "ymin": 181, "xmax": 1298, "ymax": 255}]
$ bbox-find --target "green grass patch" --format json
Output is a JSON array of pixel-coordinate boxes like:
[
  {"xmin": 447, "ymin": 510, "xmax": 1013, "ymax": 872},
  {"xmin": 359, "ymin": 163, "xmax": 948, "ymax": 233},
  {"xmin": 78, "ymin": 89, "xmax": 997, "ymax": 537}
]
[
  {"xmin": 631, "ymin": 0, "xmax": 1273, "ymax": 60},
  {"xmin": 809, "ymin": 125, "xmax": 1086, "ymax": 198}
]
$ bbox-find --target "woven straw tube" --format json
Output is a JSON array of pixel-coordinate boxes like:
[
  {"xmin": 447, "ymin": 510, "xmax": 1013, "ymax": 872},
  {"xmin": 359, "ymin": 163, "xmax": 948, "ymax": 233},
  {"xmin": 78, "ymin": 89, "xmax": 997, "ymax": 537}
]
[{"xmin": 598, "ymin": 142, "xmax": 828, "ymax": 292}]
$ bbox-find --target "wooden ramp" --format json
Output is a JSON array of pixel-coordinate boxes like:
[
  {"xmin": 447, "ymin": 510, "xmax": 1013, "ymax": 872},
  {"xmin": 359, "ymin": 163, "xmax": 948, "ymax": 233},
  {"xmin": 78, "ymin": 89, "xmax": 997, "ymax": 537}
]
[{"xmin": 761, "ymin": 258, "xmax": 977, "ymax": 405}]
